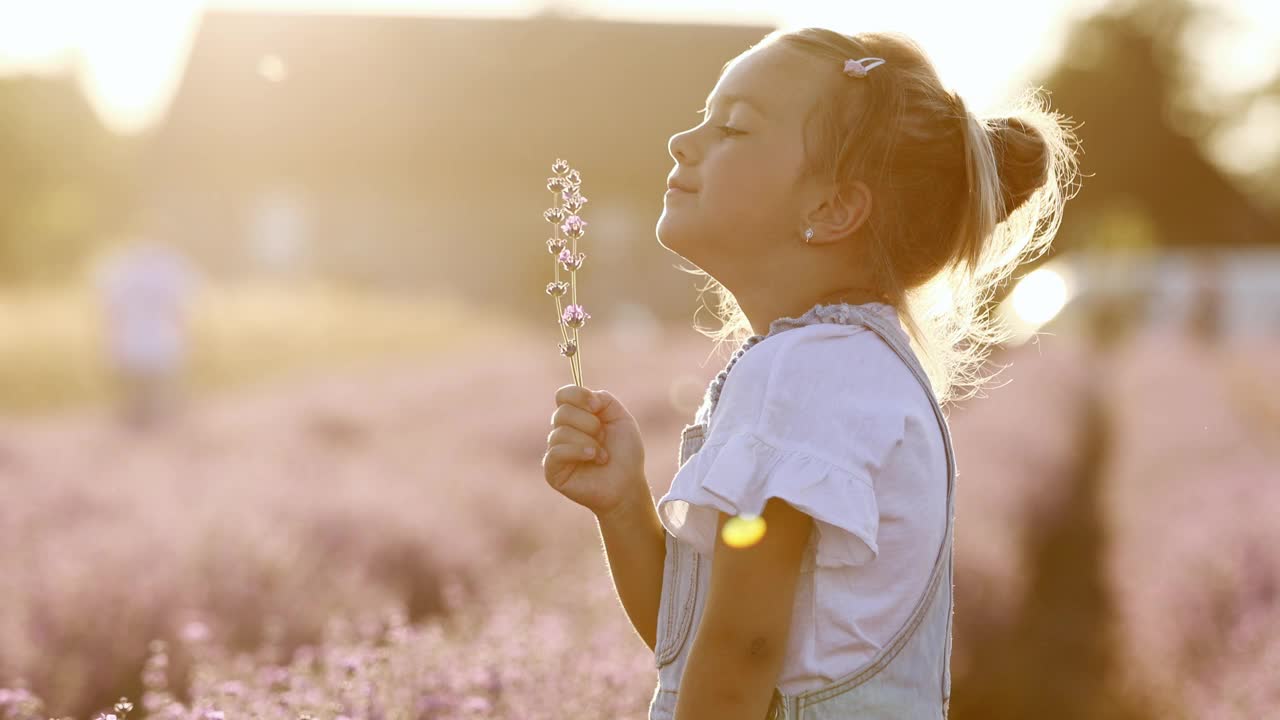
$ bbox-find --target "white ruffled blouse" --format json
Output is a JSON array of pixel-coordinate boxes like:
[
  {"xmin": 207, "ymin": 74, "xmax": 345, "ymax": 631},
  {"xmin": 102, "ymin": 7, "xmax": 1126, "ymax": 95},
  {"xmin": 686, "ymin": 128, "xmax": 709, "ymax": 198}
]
[{"xmin": 656, "ymin": 302, "xmax": 948, "ymax": 694}]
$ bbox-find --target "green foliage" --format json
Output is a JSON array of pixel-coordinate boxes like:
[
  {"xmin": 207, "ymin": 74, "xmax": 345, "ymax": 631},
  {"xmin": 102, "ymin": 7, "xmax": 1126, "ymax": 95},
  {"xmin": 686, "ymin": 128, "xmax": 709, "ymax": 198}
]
[
  {"xmin": 0, "ymin": 72, "xmax": 135, "ymax": 284},
  {"xmin": 1036, "ymin": 0, "xmax": 1280, "ymax": 249}
]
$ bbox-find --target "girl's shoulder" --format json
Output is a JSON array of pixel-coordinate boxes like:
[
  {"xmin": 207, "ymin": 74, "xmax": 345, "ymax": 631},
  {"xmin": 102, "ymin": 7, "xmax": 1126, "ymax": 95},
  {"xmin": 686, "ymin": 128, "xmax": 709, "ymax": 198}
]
[
  {"xmin": 713, "ymin": 323, "xmax": 920, "ymax": 451},
  {"xmin": 729, "ymin": 321, "xmax": 909, "ymax": 399}
]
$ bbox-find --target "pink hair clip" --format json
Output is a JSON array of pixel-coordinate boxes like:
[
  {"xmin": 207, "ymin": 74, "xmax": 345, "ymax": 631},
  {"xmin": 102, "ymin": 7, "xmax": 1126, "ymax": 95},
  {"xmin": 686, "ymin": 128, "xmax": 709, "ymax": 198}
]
[{"xmin": 843, "ymin": 57, "xmax": 887, "ymax": 78}]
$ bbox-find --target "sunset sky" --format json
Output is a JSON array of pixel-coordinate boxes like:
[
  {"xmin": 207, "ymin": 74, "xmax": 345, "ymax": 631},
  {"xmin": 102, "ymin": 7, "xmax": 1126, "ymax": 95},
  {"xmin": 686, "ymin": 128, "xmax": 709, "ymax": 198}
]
[{"xmin": 1, "ymin": 0, "xmax": 1277, "ymax": 169}]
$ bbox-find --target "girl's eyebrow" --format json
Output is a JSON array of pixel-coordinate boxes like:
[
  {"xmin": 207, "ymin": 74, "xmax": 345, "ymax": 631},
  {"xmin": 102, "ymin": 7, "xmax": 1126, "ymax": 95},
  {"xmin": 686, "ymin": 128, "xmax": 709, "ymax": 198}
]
[{"xmin": 703, "ymin": 92, "xmax": 769, "ymax": 118}]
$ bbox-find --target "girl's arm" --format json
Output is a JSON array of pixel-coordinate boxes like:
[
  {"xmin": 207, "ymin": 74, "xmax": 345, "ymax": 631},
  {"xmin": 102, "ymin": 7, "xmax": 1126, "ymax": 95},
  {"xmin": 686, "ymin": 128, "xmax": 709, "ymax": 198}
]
[
  {"xmin": 675, "ymin": 497, "xmax": 813, "ymax": 720},
  {"xmin": 595, "ymin": 481, "xmax": 667, "ymax": 653}
]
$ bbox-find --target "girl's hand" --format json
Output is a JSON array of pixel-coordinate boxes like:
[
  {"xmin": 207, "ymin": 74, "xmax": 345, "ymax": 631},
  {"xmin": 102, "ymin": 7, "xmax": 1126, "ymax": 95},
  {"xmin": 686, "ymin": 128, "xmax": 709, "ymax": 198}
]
[{"xmin": 543, "ymin": 385, "xmax": 647, "ymax": 518}]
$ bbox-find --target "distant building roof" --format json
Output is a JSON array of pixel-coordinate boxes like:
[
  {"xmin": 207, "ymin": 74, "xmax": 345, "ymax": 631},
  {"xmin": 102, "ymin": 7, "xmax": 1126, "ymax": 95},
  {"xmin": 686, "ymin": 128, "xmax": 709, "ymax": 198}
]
[{"xmin": 149, "ymin": 10, "xmax": 774, "ymax": 181}]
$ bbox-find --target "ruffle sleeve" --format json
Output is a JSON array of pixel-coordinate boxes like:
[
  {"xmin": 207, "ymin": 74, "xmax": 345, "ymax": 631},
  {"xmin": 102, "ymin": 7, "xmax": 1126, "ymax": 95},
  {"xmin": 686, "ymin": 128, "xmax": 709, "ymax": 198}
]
[{"xmin": 658, "ymin": 430, "xmax": 880, "ymax": 569}]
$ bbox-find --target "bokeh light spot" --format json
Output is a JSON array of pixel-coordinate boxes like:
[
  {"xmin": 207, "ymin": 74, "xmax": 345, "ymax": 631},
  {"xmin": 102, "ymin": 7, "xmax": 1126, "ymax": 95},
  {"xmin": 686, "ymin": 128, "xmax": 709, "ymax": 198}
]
[
  {"xmin": 1011, "ymin": 267, "xmax": 1069, "ymax": 326},
  {"xmin": 258, "ymin": 54, "xmax": 288, "ymax": 83},
  {"xmin": 722, "ymin": 514, "xmax": 766, "ymax": 549}
]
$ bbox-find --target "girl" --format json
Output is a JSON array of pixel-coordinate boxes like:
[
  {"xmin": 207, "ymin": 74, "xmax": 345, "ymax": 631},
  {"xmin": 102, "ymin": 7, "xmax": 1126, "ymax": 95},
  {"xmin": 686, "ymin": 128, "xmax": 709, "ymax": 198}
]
[{"xmin": 543, "ymin": 26, "xmax": 1078, "ymax": 720}]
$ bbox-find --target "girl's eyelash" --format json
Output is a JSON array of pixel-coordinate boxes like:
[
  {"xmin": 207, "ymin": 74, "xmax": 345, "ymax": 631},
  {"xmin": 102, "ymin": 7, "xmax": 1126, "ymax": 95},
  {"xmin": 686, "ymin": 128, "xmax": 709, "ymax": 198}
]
[{"xmin": 694, "ymin": 109, "xmax": 743, "ymax": 137}]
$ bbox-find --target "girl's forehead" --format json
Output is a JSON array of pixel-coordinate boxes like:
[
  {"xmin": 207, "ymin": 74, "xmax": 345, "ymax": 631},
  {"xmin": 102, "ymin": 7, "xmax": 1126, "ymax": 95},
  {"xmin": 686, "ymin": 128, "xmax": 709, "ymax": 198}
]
[{"xmin": 714, "ymin": 45, "xmax": 826, "ymax": 123}]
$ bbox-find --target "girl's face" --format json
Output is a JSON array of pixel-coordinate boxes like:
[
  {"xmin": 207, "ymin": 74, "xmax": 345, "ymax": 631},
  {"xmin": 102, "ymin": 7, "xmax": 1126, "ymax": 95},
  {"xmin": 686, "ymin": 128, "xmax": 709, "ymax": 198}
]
[{"xmin": 657, "ymin": 43, "xmax": 832, "ymax": 290}]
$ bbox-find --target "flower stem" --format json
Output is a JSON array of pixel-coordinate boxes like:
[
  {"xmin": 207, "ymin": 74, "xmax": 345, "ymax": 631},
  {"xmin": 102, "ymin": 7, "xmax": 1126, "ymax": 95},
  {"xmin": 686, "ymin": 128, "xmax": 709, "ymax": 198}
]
[
  {"xmin": 570, "ymin": 213, "xmax": 583, "ymax": 387},
  {"xmin": 571, "ymin": 270, "xmax": 583, "ymax": 387},
  {"xmin": 551, "ymin": 191, "xmax": 581, "ymax": 387}
]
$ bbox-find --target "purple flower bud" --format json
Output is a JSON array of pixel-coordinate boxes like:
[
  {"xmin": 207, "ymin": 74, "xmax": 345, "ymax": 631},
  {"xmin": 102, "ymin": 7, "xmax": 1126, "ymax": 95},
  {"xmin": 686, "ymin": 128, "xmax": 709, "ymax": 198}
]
[
  {"xmin": 180, "ymin": 621, "xmax": 209, "ymax": 644},
  {"xmin": 565, "ymin": 169, "xmax": 581, "ymax": 187},
  {"xmin": 562, "ymin": 304, "xmax": 590, "ymax": 329},
  {"xmin": 551, "ymin": 158, "xmax": 570, "ymax": 176},
  {"xmin": 543, "ymin": 207, "xmax": 566, "ymax": 225},
  {"xmin": 562, "ymin": 192, "xmax": 588, "ymax": 213},
  {"xmin": 561, "ymin": 215, "xmax": 587, "ymax": 240},
  {"xmin": 557, "ymin": 250, "xmax": 584, "ymax": 272},
  {"xmin": 217, "ymin": 681, "xmax": 246, "ymax": 698}
]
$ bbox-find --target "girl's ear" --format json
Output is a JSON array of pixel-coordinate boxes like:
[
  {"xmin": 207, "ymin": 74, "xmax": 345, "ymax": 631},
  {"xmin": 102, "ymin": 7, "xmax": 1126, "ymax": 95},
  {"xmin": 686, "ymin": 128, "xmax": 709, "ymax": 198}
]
[{"xmin": 807, "ymin": 179, "xmax": 873, "ymax": 242}]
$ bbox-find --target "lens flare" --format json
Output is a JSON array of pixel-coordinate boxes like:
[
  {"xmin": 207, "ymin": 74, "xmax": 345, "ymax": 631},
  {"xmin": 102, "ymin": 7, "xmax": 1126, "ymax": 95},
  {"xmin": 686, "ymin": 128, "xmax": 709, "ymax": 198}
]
[
  {"xmin": 722, "ymin": 514, "xmax": 767, "ymax": 549},
  {"xmin": 1011, "ymin": 267, "xmax": 1069, "ymax": 326}
]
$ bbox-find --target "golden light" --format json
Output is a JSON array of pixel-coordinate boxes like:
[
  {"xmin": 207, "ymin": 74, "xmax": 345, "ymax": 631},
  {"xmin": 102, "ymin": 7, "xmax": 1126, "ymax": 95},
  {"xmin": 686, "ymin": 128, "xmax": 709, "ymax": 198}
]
[
  {"xmin": 258, "ymin": 53, "xmax": 288, "ymax": 82},
  {"xmin": 722, "ymin": 514, "xmax": 766, "ymax": 548},
  {"xmin": 0, "ymin": 0, "xmax": 205, "ymax": 134},
  {"xmin": 1010, "ymin": 267, "xmax": 1069, "ymax": 326}
]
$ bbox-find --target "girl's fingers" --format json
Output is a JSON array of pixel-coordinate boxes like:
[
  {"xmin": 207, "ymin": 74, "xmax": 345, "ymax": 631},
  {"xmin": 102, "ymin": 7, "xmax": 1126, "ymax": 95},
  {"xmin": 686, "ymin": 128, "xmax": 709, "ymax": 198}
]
[
  {"xmin": 551, "ymin": 403, "xmax": 605, "ymax": 440},
  {"xmin": 554, "ymin": 384, "xmax": 602, "ymax": 413},
  {"xmin": 547, "ymin": 425, "xmax": 604, "ymax": 451},
  {"xmin": 543, "ymin": 444, "xmax": 607, "ymax": 483}
]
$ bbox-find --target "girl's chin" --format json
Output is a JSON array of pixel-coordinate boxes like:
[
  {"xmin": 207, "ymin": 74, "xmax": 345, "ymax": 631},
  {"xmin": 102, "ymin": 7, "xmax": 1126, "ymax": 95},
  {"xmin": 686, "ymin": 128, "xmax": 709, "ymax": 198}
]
[
  {"xmin": 654, "ymin": 233, "xmax": 702, "ymax": 268},
  {"xmin": 655, "ymin": 217, "xmax": 690, "ymax": 250}
]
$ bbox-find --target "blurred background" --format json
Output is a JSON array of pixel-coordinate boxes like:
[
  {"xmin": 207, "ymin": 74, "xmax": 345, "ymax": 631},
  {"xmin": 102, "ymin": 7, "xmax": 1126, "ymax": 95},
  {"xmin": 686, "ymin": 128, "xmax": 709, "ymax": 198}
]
[{"xmin": 0, "ymin": 0, "xmax": 1277, "ymax": 718}]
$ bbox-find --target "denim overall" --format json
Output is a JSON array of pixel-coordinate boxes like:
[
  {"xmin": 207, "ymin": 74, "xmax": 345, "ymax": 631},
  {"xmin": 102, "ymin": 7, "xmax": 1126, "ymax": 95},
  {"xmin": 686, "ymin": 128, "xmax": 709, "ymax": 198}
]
[{"xmin": 649, "ymin": 303, "xmax": 956, "ymax": 719}]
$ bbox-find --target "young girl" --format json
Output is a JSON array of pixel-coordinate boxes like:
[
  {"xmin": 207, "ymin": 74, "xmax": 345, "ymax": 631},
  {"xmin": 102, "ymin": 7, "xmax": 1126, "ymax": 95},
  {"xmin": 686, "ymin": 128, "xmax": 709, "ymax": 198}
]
[{"xmin": 544, "ymin": 26, "xmax": 1078, "ymax": 720}]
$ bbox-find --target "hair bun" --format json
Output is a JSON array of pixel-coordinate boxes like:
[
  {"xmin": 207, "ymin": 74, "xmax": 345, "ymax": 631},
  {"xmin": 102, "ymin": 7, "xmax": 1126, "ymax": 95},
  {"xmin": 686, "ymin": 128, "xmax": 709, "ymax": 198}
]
[{"xmin": 992, "ymin": 117, "xmax": 1049, "ymax": 219}]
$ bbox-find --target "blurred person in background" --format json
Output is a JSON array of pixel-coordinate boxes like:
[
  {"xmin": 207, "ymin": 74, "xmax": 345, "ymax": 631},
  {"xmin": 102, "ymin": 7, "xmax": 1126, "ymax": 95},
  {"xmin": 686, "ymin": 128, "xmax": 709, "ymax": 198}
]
[
  {"xmin": 95, "ymin": 237, "xmax": 199, "ymax": 428},
  {"xmin": 1188, "ymin": 251, "xmax": 1224, "ymax": 343}
]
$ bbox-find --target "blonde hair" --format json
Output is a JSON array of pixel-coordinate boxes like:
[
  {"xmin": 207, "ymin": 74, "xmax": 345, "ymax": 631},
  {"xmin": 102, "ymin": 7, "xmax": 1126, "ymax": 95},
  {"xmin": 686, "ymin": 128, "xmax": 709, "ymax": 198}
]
[{"xmin": 688, "ymin": 27, "xmax": 1082, "ymax": 407}]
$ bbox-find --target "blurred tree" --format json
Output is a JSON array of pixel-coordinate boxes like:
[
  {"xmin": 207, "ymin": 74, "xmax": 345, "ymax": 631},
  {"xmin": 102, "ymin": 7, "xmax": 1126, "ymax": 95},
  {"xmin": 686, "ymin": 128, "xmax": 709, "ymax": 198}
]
[
  {"xmin": 950, "ymin": 389, "xmax": 1165, "ymax": 720},
  {"xmin": 0, "ymin": 72, "xmax": 136, "ymax": 284},
  {"xmin": 1242, "ymin": 75, "xmax": 1280, "ymax": 206},
  {"xmin": 1033, "ymin": 0, "xmax": 1279, "ymax": 252}
]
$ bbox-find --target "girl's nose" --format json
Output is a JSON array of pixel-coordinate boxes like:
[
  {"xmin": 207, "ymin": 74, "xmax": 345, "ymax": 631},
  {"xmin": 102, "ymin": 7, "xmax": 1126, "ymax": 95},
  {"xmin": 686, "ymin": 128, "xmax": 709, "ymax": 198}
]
[{"xmin": 668, "ymin": 128, "xmax": 696, "ymax": 164}]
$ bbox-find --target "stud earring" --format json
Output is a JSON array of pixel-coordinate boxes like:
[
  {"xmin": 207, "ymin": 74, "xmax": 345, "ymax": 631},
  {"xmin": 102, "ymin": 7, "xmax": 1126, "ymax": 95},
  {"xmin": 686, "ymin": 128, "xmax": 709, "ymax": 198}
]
[{"xmin": 803, "ymin": 227, "xmax": 814, "ymax": 243}]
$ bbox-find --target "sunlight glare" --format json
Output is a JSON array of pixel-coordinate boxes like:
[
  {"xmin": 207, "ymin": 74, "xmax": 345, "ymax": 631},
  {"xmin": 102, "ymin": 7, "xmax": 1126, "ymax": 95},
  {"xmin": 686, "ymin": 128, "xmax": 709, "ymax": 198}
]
[
  {"xmin": 1011, "ymin": 267, "xmax": 1070, "ymax": 326},
  {"xmin": 258, "ymin": 54, "xmax": 289, "ymax": 82},
  {"xmin": 722, "ymin": 514, "xmax": 767, "ymax": 549}
]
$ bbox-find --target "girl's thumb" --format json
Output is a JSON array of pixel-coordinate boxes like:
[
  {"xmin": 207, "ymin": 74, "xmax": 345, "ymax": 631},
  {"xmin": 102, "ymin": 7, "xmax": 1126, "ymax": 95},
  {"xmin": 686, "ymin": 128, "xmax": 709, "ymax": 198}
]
[{"xmin": 589, "ymin": 390, "xmax": 610, "ymax": 414}]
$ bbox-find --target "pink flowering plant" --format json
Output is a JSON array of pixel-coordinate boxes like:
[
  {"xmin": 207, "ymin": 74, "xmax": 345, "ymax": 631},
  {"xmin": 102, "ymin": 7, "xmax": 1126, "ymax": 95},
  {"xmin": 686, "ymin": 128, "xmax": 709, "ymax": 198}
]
[{"xmin": 544, "ymin": 158, "xmax": 590, "ymax": 387}]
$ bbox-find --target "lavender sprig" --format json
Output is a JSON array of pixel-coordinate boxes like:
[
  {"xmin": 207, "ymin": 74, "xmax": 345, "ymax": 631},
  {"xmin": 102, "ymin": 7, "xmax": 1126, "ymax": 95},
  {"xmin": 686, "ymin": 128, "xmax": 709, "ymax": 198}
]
[{"xmin": 544, "ymin": 158, "xmax": 590, "ymax": 387}]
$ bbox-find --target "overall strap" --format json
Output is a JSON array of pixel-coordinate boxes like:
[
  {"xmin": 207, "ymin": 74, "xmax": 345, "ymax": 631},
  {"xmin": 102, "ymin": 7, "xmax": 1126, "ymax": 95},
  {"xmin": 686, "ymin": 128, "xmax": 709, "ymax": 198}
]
[{"xmin": 773, "ymin": 309, "xmax": 958, "ymax": 717}]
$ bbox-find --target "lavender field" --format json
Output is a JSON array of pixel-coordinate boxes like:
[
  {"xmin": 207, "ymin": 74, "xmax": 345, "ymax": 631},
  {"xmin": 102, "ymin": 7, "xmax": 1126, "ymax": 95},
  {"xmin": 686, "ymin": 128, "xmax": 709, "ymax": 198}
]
[{"xmin": 2, "ymin": 326, "xmax": 1277, "ymax": 719}]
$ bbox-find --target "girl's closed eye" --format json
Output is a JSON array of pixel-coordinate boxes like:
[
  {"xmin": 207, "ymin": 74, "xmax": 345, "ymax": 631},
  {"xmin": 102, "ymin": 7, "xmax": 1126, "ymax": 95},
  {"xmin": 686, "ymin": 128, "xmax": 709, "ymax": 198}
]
[{"xmin": 694, "ymin": 108, "xmax": 745, "ymax": 138}]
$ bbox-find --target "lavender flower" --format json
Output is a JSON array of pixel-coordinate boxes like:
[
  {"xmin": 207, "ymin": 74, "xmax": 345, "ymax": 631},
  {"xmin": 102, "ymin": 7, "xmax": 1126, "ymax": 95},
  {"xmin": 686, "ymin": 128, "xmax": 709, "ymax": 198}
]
[
  {"xmin": 560, "ymin": 215, "xmax": 587, "ymax": 240},
  {"xmin": 545, "ymin": 160, "xmax": 590, "ymax": 385},
  {"xmin": 561, "ymin": 304, "xmax": 590, "ymax": 329},
  {"xmin": 181, "ymin": 620, "xmax": 210, "ymax": 644},
  {"xmin": 562, "ymin": 191, "xmax": 588, "ymax": 214},
  {"xmin": 557, "ymin": 249, "xmax": 584, "ymax": 273}
]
